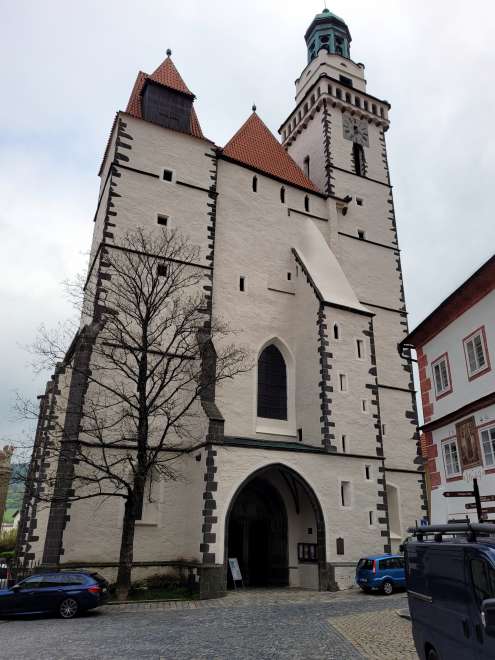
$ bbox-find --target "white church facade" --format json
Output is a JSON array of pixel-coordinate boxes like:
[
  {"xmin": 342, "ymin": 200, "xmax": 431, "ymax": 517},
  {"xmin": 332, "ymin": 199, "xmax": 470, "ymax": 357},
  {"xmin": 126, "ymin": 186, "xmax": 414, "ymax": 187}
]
[{"xmin": 17, "ymin": 10, "xmax": 426, "ymax": 597}]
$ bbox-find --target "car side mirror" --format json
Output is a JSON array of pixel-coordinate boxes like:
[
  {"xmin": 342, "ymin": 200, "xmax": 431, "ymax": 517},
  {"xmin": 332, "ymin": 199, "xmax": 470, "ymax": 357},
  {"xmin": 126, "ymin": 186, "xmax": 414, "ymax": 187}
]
[{"xmin": 481, "ymin": 599, "xmax": 495, "ymax": 636}]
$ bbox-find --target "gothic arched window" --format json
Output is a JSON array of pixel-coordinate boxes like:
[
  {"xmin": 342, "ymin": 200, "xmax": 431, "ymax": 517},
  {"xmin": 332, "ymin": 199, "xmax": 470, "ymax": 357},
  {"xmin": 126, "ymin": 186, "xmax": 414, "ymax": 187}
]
[
  {"xmin": 353, "ymin": 143, "xmax": 366, "ymax": 177},
  {"xmin": 257, "ymin": 345, "xmax": 287, "ymax": 420}
]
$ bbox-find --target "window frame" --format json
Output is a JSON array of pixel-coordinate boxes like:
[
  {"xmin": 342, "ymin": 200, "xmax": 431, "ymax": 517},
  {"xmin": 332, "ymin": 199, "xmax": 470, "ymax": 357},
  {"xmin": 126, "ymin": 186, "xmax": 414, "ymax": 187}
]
[
  {"xmin": 257, "ymin": 344, "xmax": 288, "ymax": 421},
  {"xmin": 442, "ymin": 437, "xmax": 462, "ymax": 479},
  {"xmin": 480, "ymin": 425, "xmax": 495, "ymax": 469},
  {"xmin": 463, "ymin": 326, "xmax": 491, "ymax": 381},
  {"xmin": 431, "ymin": 352, "xmax": 453, "ymax": 400}
]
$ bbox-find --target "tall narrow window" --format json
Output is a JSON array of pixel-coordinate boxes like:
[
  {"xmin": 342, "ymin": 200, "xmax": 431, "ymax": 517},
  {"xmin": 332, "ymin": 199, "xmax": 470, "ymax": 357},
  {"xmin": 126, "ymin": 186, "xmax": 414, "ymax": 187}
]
[
  {"xmin": 304, "ymin": 156, "xmax": 310, "ymax": 178},
  {"xmin": 341, "ymin": 434, "xmax": 347, "ymax": 453},
  {"xmin": 365, "ymin": 465, "xmax": 371, "ymax": 480},
  {"xmin": 304, "ymin": 195, "xmax": 310, "ymax": 212},
  {"xmin": 333, "ymin": 323, "xmax": 340, "ymax": 340},
  {"xmin": 280, "ymin": 186, "xmax": 285, "ymax": 203},
  {"xmin": 339, "ymin": 374, "xmax": 348, "ymax": 392},
  {"xmin": 239, "ymin": 276, "xmax": 245, "ymax": 292},
  {"xmin": 257, "ymin": 345, "xmax": 287, "ymax": 420},
  {"xmin": 353, "ymin": 143, "xmax": 366, "ymax": 176},
  {"xmin": 252, "ymin": 175, "xmax": 258, "ymax": 192},
  {"xmin": 356, "ymin": 339, "xmax": 364, "ymax": 360},
  {"xmin": 341, "ymin": 481, "xmax": 351, "ymax": 507}
]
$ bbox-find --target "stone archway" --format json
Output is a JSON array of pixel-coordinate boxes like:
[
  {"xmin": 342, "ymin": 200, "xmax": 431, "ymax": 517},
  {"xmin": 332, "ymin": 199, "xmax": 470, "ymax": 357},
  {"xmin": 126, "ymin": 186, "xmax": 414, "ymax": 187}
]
[{"xmin": 225, "ymin": 464, "xmax": 331, "ymax": 590}]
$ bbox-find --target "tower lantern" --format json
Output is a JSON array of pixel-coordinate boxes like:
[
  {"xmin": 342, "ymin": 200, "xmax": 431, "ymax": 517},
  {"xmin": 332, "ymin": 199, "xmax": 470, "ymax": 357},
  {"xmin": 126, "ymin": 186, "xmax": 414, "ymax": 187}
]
[{"xmin": 305, "ymin": 8, "xmax": 352, "ymax": 62}]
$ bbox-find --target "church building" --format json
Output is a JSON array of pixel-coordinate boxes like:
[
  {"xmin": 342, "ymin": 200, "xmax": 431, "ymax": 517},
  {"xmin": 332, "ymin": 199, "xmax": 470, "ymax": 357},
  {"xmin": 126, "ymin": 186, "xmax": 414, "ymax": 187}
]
[{"xmin": 17, "ymin": 9, "xmax": 426, "ymax": 597}]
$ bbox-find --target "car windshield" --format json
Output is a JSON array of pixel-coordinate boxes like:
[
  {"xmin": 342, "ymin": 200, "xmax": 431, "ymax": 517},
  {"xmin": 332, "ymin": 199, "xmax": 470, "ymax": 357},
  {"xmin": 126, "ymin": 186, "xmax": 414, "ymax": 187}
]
[{"xmin": 357, "ymin": 559, "xmax": 374, "ymax": 570}]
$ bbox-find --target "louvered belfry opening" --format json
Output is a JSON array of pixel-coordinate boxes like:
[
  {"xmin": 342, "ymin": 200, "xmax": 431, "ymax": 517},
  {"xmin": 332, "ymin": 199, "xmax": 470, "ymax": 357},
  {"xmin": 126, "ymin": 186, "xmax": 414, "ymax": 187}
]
[
  {"xmin": 142, "ymin": 81, "xmax": 193, "ymax": 133},
  {"xmin": 257, "ymin": 345, "xmax": 287, "ymax": 420}
]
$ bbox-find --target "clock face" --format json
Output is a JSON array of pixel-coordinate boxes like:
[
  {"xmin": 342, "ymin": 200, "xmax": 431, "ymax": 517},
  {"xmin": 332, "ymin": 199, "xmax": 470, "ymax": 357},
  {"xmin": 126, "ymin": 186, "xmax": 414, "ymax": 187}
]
[{"xmin": 343, "ymin": 114, "xmax": 369, "ymax": 147}]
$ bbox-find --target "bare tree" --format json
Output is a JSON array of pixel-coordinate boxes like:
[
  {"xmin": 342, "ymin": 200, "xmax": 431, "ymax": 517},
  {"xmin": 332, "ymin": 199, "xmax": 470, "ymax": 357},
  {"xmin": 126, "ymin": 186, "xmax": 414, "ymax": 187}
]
[{"xmin": 17, "ymin": 228, "xmax": 249, "ymax": 599}]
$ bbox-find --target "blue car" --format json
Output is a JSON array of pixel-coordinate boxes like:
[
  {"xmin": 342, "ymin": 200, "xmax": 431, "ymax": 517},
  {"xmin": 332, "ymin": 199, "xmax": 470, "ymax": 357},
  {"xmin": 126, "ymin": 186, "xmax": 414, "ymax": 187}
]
[
  {"xmin": 0, "ymin": 571, "xmax": 109, "ymax": 618},
  {"xmin": 356, "ymin": 554, "xmax": 405, "ymax": 595}
]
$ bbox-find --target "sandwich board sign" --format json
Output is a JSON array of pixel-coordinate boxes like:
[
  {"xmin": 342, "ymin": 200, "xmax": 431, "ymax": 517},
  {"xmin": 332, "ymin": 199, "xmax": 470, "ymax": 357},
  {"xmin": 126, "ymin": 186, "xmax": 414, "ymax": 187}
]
[{"xmin": 228, "ymin": 558, "xmax": 243, "ymax": 588}]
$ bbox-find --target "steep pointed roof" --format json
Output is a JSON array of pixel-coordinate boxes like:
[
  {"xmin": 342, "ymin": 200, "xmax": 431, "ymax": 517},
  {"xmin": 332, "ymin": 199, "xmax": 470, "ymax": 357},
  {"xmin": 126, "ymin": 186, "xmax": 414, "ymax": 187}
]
[
  {"xmin": 124, "ymin": 55, "xmax": 203, "ymax": 138},
  {"xmin": 222, "ymin": 113, "xmax": 318, "ymax": 192},
  {"xmin": 148, "ymin": 56, "xmax": 194, "ymax": 97}
]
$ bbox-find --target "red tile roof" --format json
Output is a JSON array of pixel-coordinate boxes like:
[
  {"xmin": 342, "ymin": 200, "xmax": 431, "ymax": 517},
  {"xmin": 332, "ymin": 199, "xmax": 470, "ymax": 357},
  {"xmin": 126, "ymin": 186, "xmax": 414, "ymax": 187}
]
[
  {"xmin": 222, "ymin": 112, "xmax": 319, "ymax": 192},
  {"xmin": 124, "ymin": 58, "xmax": 203, "ymax": 139},
  {"xmin": 149, "ymin": 56, "xmax": 194, "ymax": 97}
]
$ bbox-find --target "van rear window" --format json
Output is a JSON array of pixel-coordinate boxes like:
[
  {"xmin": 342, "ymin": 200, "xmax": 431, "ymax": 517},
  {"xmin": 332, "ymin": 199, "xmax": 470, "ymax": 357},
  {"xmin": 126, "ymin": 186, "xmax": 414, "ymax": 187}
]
[{"xmin": 358, "ymin": 559, "xmax": 374, "ymax": 570}]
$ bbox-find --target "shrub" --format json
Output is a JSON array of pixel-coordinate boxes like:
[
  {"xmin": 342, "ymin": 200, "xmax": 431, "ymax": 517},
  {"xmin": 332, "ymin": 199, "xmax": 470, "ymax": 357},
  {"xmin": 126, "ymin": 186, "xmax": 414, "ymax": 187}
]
[{"xmin": 0, "ymin": 529, "xmax": 17, "ymax": 553}]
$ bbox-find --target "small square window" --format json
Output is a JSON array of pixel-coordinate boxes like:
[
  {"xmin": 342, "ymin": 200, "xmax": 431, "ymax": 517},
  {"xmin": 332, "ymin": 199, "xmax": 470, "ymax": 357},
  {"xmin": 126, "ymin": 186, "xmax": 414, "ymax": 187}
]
[
  {"xmin": 356, "ymin": 198, "xmax": 363, "ymax": 206},
  {"xmin": 162, "ymin": 169, "xmax": 174, "ymax": 182},
  {"xmin": 157, "ymin": 263, "xmax": 168, "ymax": 277},
  {"xmin": 157, "ymin": 214, "xmax": 169, "ymax": 226},
  {"xmin": 358, "ymin": 229, "xmax": 366, "ymax": 240}
]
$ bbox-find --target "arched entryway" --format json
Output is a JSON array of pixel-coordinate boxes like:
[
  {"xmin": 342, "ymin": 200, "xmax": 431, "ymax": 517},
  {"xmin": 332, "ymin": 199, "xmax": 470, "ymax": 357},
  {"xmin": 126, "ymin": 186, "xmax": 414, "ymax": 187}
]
[
  {"xmin": 228, "ymin": 477, "xmax": 288, "ymax": 586},
  {"xmin": 225, "ymin": 464, "xmax": 328, "ymax": 590}
]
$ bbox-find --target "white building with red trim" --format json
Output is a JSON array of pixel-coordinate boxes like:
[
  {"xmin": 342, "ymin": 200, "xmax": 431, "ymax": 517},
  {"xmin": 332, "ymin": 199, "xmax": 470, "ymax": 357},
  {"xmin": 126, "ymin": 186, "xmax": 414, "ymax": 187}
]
[{"xmin": 402, "ymin": 255, "xmax": 495, "ymax": 523}]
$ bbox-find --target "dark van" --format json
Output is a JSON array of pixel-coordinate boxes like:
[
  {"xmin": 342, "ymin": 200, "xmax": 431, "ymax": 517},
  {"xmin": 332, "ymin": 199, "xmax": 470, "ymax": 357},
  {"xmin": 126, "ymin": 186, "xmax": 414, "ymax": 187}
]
[{"xmin": 405, "ymin": 523, "xmax": 495, "ymax": 660}]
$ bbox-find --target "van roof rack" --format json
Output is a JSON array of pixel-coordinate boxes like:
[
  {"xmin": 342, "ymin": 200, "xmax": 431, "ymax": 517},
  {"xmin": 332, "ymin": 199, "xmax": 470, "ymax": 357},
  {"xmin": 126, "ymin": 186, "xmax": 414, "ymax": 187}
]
[{"xmin": 408, "ymin": 522, "xmax": 495, "ymax": 543}]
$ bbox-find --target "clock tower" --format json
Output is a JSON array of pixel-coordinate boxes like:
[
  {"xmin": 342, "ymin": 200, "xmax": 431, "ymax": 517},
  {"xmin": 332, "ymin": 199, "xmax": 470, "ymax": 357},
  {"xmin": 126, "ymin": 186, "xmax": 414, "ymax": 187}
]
[{"xmin": 280, "ymin": 8, "xmax": 423, "ymax": 544}]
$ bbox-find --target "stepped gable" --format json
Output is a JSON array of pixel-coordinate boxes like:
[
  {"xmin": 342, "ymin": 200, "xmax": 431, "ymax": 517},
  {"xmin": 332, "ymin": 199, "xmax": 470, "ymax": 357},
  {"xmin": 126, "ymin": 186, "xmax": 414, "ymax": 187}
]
[
  {"xmin": 125, "ymin": 55, "xmax": 203, "ymax": 139},
  {"xmin": 222, "ymin": 112, "xmax": 319, "ymax": 192}
]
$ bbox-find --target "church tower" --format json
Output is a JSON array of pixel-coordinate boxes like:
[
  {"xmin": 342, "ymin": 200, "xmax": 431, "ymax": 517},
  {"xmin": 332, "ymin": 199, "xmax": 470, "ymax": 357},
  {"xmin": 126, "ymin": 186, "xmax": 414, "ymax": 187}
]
[
  {"xmin": 17, "ymin": 10, "xmax": 425, "ymax": 599},
  {"xmin": 280, "ymin": 8, "xmax": 424, "ymax": 547}
]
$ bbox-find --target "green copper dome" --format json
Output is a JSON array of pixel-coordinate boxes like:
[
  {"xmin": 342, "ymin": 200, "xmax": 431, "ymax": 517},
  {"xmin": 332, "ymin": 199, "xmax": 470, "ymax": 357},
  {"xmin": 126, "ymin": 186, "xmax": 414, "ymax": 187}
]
[{"xmin": 305, "ymin": 8, "xmax": 352, "ymax": 63}]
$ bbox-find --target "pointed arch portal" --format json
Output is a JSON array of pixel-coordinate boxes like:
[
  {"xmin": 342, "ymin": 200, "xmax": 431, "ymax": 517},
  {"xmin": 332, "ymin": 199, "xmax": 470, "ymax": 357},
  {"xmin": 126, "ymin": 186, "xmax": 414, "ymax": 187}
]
[{"xmin": 225, "ymin": 464, "xmax": 329, "ymax": 590}]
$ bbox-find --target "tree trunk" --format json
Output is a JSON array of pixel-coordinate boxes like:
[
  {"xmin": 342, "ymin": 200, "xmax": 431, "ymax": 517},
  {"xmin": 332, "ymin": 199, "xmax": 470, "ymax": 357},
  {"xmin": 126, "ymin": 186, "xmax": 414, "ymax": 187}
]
[{"xmin": 116, "ymin": 498, "xmax": 137, "ymax": 600}]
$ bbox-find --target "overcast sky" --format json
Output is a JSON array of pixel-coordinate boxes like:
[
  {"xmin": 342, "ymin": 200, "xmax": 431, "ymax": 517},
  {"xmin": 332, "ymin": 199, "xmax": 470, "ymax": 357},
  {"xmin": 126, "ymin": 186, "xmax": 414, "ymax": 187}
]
[{"xmin": 1, "ymin": 0, "xmax": 494, "ymax": 445}]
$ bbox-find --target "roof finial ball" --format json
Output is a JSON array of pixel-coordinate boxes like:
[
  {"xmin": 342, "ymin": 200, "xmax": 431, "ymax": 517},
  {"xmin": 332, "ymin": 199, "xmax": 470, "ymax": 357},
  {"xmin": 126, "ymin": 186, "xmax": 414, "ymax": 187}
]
[
  {"xmin": 166, "ymin": 48, "xmax": 172, "ymax": 57},
  {"xmin": 252, "ymin": 103, "xmax": 257, "ymax": 113}
]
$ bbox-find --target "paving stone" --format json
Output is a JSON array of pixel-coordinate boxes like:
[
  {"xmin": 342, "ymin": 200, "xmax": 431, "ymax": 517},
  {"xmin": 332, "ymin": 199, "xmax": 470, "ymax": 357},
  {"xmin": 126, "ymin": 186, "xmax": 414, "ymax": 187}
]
[{"xmin": 0, "ymin": 588, "xmax": 413, "ymax": 660}]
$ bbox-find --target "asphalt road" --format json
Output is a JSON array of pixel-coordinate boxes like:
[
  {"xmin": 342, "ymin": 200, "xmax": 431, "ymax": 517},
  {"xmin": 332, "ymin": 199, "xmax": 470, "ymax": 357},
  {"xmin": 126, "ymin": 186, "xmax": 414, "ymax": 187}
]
[{"xmin": 0, "ymin": 590, "xmax": 414, "ymax": 660}]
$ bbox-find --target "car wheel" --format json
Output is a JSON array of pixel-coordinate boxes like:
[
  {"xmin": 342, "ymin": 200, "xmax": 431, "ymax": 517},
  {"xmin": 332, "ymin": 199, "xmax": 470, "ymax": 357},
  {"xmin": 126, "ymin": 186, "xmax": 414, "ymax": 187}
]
[
  {"xmin": 427, "ymin": 647, "xmax": 439, "ymax": 660},
  {"xmin": 382, "ymin": 580, "xmax": 394, "ymax": 596},
  {"xmin": 59, "ymin": 597, "xmax": 79, "ymax": 619}
]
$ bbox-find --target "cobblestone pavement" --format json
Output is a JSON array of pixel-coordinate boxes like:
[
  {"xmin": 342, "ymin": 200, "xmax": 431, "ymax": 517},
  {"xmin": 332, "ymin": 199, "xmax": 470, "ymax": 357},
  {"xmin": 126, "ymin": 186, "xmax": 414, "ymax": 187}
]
[
  {"xmin": 0, "ymin": 588, "xmax": 416, "ymax": 660},
  {"xmin": 331, "ymin": 607, "xmax": 417, "ymax": 659}
]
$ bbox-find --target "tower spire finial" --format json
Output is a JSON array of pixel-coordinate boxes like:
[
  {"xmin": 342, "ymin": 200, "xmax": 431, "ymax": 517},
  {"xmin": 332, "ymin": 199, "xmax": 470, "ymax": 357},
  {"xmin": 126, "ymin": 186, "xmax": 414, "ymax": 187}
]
[
  {"xmin": 166, "ymin": 48, "xmax": 172, "ymax": 57},
  {"xmin": 252, "ymin": 103, "xmax": 257, "ymax": 113}
]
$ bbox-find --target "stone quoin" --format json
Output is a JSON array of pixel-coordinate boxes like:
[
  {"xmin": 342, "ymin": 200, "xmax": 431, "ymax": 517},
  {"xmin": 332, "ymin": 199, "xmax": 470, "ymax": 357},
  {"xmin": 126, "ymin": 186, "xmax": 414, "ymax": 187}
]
[{"xmin": 17, "ymin": 9, "xmax": 425, "ymax": 597}]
